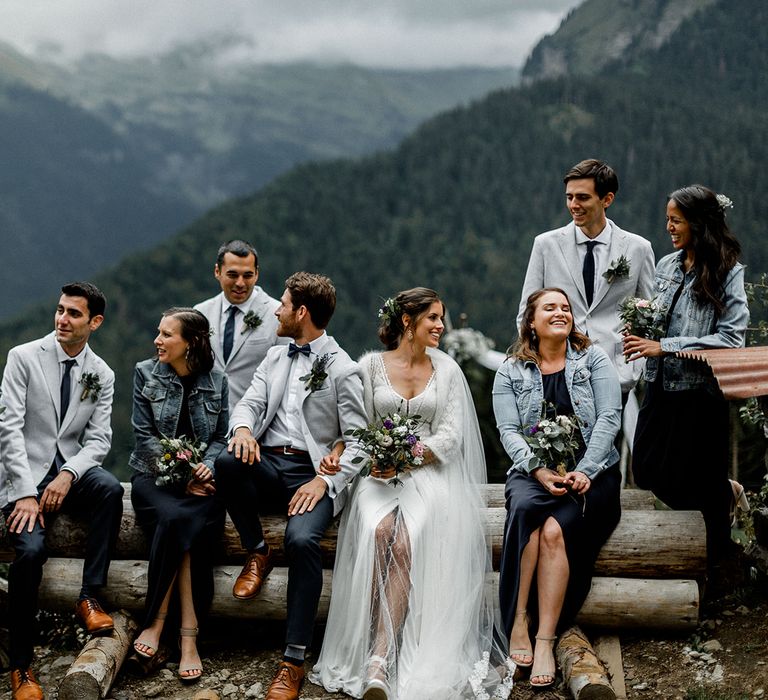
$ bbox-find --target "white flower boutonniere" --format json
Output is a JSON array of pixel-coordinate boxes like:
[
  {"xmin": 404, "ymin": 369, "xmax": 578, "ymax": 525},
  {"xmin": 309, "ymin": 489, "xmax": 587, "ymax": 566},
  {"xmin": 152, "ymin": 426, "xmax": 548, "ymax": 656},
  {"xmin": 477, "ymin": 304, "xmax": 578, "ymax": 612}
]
[
  {"xmin": 299, "ymin": 352, "xmax": 336, "ymax": 393},
  {"xmin": 241, "ymin": 310, "xmax": 263, "ymax": 333},
  {"xmin": 603, "ymin": 254, "xmax": 631, "ymax": 284},
  {"xmin": 79, "ymin": 372, "xmax": 102, "ymax": 402}
]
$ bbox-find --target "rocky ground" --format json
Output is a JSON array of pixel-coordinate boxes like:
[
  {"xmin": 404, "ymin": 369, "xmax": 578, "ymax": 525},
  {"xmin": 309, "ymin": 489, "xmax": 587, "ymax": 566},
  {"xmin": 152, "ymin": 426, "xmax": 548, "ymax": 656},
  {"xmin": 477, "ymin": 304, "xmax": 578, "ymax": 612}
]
[{"xmin": 1, "ymin": 559, "xmax": 766, "ymax": 700}]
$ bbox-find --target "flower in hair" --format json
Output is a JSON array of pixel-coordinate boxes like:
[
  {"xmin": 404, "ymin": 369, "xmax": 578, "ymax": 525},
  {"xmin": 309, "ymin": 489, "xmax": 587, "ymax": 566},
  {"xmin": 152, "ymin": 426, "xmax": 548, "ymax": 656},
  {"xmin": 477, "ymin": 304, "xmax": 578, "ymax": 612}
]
[
  {"xmin": 378, "ymin": 297, "xmax": 400, "ymax": 323},
  {"xmin": 716, "ymin": 193, "xmax": 733, "ymax": 211}
]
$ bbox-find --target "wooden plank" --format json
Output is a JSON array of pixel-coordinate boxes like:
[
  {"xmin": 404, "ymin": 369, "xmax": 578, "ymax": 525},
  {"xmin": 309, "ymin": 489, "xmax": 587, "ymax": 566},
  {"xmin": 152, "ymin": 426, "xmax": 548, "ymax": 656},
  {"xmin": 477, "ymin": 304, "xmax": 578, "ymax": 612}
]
[{"xmin": 593, "ymin": 635, "xmax": 627, "ymax": 700}]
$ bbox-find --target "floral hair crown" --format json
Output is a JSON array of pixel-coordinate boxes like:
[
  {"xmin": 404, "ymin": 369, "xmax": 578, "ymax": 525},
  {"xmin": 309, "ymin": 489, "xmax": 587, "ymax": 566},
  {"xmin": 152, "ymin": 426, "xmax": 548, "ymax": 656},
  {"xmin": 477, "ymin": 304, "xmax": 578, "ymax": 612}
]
[
  {"xmin": 716, "ymin": 193, "xmax": 734, "ymax": 211},
  {"xmin": 378, "ymin": 297, "xmax": 401, "ymax": 323}
]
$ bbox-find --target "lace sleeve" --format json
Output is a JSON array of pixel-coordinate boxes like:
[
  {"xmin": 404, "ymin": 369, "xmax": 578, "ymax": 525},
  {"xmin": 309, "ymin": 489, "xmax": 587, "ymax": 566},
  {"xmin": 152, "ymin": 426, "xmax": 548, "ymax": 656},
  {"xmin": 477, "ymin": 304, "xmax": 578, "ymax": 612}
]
[{"xmin": 422, "ymin": 368, "xmax": 461, "ymax": 465}]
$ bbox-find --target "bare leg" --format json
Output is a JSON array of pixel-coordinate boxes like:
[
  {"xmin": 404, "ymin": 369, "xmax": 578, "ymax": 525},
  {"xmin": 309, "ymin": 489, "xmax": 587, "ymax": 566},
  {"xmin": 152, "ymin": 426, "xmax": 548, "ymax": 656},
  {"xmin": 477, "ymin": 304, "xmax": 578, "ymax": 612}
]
[
  {"xmin": 369, "ymin": 509, "xmax": 412, "ymax": 676},
  {"xmin": 531, "ymin": 517, "xmax": 568, "ymax": 686},
  {"xmin": 134, "ymin": 572, "xmax": 176, "ymax": 657},
  {"xmin": 508, "ymin": 528, "xmax": 540, "ymax": 666},
  {"xmin": 177, "ymin": 552, "xmax": 203, "ymax": 680}
]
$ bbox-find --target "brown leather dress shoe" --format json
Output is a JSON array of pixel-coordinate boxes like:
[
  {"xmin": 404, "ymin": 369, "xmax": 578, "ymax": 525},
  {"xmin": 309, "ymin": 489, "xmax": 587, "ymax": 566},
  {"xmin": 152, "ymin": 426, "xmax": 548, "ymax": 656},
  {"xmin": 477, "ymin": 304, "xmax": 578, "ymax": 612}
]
[
  {"xmin": 10, "ymin": 668, "xmax": 44, "ymax": 700},
  {"xmin": 265, "ymin": 660, "xmax": 305, "ymax": 700},
  {"xmin": 75, "ymin": 597, "xmax": 114, "ymax": 635},
  {"xmin": 233, "ymin": 548, "xmax": 273, "ymax": 599}
]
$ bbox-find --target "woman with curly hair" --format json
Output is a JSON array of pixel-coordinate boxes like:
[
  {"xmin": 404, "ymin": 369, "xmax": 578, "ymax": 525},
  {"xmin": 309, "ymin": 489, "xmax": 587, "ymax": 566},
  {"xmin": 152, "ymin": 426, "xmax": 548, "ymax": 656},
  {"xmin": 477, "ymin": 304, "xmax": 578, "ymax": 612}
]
[
  {"xmin": 493, "ymin": 287, "xmax": 622, "ymax": 688},
  {"xmin": 624, "ymin": 185, "xmax": 748, "ymax": 566}
]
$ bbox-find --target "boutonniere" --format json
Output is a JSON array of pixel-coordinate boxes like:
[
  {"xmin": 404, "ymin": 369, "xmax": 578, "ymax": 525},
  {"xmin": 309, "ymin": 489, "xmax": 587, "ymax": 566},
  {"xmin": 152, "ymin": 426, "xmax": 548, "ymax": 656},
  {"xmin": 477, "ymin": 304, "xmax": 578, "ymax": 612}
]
[
  {"xmin": 241, "ymin": 310, "xmax": 263, "ymax": 333},
  {"xmin": 603, "ymin": 254, "xmax": 631, "ymax": 283},
  {"xmin": 79, "ymin": 372, "xmax": 102, "ymax": 402},
  {"xmin": 299, "ymin": 352, "xmax": 336, "ymax": 393}
]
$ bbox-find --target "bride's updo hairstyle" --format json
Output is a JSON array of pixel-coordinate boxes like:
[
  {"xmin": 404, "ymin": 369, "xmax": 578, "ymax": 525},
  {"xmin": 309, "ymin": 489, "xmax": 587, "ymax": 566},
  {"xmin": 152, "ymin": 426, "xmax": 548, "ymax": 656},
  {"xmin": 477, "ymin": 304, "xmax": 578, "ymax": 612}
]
[
  {"xmin": 377, "ymin": 287, "xmax": 444, "ymax": 350},
  {"xmin": 162, "ymin": 307, "xmax": 215, "ymax": 374}
]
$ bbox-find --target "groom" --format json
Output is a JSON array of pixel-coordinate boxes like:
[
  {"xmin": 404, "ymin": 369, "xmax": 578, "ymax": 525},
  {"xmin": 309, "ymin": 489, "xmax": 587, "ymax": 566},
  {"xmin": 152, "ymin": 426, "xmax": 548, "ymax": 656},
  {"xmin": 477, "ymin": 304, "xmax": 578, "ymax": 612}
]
[{"xmin": 215, "ymin": 271, "xmax": 366, "ymax": 700}]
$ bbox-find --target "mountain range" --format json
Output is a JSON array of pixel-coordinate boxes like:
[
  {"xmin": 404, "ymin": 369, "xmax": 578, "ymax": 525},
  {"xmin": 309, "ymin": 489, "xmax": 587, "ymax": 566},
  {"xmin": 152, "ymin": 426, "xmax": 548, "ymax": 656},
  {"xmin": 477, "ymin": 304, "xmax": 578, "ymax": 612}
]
[{"xmin": 0, "ymin": 36, "xmax": 515, "ymax": 319}]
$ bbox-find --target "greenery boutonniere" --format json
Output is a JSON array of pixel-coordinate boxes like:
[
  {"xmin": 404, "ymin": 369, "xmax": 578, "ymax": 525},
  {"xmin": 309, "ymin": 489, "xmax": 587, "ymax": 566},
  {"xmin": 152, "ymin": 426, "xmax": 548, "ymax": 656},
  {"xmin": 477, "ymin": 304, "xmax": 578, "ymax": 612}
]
[
  {"xmin": 603, "ymin": 254, "xmax": 631, "ymax": 283},
  {"xmin": 241, "ymin": 310, "xmax": 263, "ymax": 333},
  {"xmin": 79, "ymin": 372, "xmax": 102, "ymax": 402},
  {"xmin": 299, "ymin": 352, "xmax": 336, "ymax": 393}
]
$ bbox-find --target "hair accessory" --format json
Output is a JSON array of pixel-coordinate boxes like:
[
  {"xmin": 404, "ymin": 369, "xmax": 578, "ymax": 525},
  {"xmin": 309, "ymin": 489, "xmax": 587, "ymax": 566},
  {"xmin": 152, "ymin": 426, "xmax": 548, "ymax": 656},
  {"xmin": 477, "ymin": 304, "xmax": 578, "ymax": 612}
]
[
  {"xmin": 378, "ymin": 297, "xmax": 400, "ymax": 323},
  {"xmin": 716, "ymin": 193, "xmax": 734, "ymax": 211}
]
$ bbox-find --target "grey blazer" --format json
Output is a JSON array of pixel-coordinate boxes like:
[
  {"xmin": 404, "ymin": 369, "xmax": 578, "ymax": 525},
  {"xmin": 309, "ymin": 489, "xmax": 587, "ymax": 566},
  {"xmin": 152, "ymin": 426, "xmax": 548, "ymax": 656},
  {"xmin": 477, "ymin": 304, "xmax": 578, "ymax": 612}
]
[
  {"xmin": 0, "ymin": 332, "xmax": 114, "ymax": 507},
  {"xmin": 229, "ymin": 338, "xmax": 367, "ymax": 514},
  {"xmin": 194, "ymin": 287, "xmax": 285, "ymax": 412},
  {"xmin": 517, "ymin": 219, "xmax": 655, "ymax": 391}
]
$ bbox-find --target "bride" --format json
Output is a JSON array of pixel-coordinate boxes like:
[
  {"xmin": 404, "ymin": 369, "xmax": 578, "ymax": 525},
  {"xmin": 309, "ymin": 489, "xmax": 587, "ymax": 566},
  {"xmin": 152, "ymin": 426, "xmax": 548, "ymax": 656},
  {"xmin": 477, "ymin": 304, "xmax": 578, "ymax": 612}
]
[{"xmin": 311, "ymin": 288, "xmax": 507, "ymax": 700}]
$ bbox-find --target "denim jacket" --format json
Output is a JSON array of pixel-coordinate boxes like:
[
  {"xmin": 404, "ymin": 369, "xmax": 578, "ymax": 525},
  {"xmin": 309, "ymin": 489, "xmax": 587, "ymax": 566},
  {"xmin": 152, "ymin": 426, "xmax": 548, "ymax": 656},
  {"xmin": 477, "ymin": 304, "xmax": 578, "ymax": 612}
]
[
  {"xmin": 129, "ymin": 358, "xmax": 229, "ymax": 474},
  {"xmin": 644, "ymin": 251, "xmax": 748, "ymax": 391},
  {"xmin": 492, "ymin": 343, "xmax": 621, "ymax": 480}
]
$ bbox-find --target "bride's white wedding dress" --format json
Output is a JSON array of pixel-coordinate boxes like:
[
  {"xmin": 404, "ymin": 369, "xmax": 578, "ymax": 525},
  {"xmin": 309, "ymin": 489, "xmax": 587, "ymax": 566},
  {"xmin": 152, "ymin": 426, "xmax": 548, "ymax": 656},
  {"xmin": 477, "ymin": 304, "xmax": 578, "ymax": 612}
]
[{"xmin": 311, "ymin": 349, "xmax": 506, "ymax": 699}]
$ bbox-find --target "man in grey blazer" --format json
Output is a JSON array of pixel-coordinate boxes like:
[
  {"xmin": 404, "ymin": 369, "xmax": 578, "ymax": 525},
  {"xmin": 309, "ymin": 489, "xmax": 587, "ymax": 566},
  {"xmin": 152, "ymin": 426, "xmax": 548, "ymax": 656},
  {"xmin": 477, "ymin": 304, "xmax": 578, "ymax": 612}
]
[
  {"xmin": 194, "ymin": 239, "xmax": 285, "ymax": 412},
  {"xmin": 517, "ymin": 159, "xmax": 655, "ymax": 393},
  {"xmin": 0, "ymin": 282, "xmax": 123, "ymax": 700},
  {"xmin": 215, "ymin": 272, "xmax": 366, "ymax": 700}
]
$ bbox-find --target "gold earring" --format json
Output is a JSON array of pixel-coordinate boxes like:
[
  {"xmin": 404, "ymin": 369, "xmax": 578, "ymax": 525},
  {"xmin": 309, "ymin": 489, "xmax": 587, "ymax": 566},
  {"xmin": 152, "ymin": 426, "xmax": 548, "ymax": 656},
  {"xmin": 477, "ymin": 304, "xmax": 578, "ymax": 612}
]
[{"xmin": 407, "ymin": 329, "xmax": 414, "ymax": 341}]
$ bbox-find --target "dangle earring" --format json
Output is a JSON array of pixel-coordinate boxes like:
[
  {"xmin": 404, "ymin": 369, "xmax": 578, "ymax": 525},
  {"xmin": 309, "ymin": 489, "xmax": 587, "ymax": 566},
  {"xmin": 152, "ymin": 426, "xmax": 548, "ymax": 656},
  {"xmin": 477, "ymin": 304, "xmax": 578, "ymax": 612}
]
[
  {"xmin": 407, "ymin": 328, "xmax": 414, "ymax": 341},
  {"xmin": 530, "ymin": 327, "xmax": 537, "ymax": 343},
  {"xmin": 185, "ymin": 346, "xmax": 190, "ymax": 360}
]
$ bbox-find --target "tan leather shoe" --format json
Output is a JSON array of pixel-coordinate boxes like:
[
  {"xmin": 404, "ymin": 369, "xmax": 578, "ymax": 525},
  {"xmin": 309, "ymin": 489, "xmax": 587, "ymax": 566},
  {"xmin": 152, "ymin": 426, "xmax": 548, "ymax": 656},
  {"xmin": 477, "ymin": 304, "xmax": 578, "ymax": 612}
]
[
  {"xmin": 10, "ymin": 668, "xmax": 44, "ymax": 700},
  {"xmin": 75, "ymin": 597, "xmax": 114, "ymax": 635},
  {"xmin": 233, "ymin": 548, "xmax": 273, "ymax": 599},
  {"xmin": 265, "ymin": 660, "xmax": 304, "ymax": 700}
]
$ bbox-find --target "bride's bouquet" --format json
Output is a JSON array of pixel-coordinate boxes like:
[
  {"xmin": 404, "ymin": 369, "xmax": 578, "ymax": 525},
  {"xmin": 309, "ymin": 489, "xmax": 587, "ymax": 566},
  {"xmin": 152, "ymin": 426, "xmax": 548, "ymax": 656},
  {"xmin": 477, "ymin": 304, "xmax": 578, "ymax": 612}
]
[
  {"xmin": 618, "ymin": 296, "xmax": 667, "ymax": 340},
  {"xmin": 522, "ymin": 402, "xmax": 582, "ymax": 476},
  {"xmin": 346, "ymin": 410, "xmax": 425, "ymax": 486},
  {"xmin": 154, "ymin": 434, "xmax": 207, "ymax": 487}
]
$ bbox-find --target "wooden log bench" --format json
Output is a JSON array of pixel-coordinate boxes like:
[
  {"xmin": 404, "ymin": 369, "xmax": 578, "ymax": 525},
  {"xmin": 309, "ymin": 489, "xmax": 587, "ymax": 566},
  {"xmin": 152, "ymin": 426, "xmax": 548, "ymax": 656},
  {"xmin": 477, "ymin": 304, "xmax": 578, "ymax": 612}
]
[
  {"xmin": 0, "ymin": 483, "xmax": 705, "ymax": 631},
  {"xmin": 0, "ymin": 483, "xmax": 705, "ymax": 699}
]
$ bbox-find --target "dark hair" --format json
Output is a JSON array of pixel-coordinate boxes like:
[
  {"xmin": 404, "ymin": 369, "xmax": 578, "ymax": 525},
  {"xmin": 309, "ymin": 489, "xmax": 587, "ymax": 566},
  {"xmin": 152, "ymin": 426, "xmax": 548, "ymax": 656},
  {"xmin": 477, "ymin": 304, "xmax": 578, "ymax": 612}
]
[
  {"xmin": 216, "ymin": 239, "xmax": 259, "ymax": 268},
  {"xmin": 162, "ymin": 307, "xmax": 214, "ymax": 374},
  {"xmin": 61, "ymin": 282, "xmax": 106, "ymax": 318},
  {"xmin": 667, "ymin": 184, "xmax": 741, "ymax": 314},
  {"xmin": 378, "ymin": 287, "xmax": 444, "ymax": 351},
  {"xmin": 563, "ymin": 159, "xmax": 619, "ymax": 199},
  {"xmin": 511, "ymin": 288, "xmax": 590, "ymax": 364},
  {"xmin": 285, "ymin": 272, "xmax": 336, "ymax": 329}
]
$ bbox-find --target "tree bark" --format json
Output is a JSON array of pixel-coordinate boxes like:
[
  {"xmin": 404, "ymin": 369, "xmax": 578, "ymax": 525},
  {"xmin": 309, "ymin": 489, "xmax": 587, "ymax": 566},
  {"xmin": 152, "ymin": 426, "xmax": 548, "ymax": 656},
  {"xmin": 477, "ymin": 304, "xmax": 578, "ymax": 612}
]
[
  {"xmin": 58, "ymin": 610, "xmax": 138, "ymax": 700},
  {"xmin": 1, "ymin": 490, "xmax": 706, "ymax": 579},
  {"xmin": 37, "ymin": 561, "xmax": 699, "ymax": 630},
  {"xmin": 556, "ymin": 625, "xmax": 616, "ymax": 700}
]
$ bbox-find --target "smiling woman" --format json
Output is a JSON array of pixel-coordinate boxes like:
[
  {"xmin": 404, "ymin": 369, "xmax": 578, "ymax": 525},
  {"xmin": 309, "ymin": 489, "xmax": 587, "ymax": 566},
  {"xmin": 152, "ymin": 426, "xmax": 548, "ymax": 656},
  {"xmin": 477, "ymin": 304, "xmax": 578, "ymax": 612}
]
[{"xmin": 493, "ymin": 287, "xmax": 622, "ymax": 689}]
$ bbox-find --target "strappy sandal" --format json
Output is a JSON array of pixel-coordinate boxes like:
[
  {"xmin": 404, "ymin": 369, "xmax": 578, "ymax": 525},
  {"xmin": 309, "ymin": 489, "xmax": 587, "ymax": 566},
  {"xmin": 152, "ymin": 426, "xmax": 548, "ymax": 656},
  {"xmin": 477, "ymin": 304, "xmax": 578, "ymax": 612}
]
[
  {"xmin": 178, "ymin": 627, "xmax": 203, "ymax": 683},
  {"xmin": 730, "ymin": 479, "xmax": 750, "ymax": 527},
  {"xmin": 508, "ymin": 609, "xmax": 533, "ymax": 668},
  {"xmin": 530, "ymin": 635, "xmax": 557, "ymax": 689},
  {"xmin": 363, "ymin": 654, "xmax": 390, "ymax": 700},
  {"xmin": 133, "ymin": 612, "xmax": 167, "ymax": 659}
]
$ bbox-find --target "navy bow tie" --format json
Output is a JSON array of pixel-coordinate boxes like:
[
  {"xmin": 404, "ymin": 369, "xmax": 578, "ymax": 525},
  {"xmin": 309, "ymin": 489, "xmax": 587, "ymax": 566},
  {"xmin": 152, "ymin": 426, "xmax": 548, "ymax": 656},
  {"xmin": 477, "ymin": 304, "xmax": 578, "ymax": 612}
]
[{"xmin": 288, "ymin": 342, "xmax": 312, "ymax": 358}]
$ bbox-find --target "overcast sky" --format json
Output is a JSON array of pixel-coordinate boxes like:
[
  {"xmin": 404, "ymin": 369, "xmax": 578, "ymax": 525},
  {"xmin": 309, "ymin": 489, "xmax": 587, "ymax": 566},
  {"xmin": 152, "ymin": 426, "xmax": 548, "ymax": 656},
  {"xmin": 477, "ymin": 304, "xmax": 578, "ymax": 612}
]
[{"xmin": 0, "ymin": 0, "xmax": 582, "ymax": 68}]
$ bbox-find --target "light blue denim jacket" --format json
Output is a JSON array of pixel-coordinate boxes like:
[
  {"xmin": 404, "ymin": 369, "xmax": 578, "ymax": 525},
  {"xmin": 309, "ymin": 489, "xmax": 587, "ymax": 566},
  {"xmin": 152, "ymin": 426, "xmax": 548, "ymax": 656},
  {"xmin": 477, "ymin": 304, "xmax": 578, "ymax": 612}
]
[
  {"xmin": 492, "ymin": 343, "xmax": 621, "ymax": 480},
  {"xmin": 644, "ymin": 251, "xmax": 748, "ymax": 391},
  {"xmin": 129, "ymin": 358, "xmax": 229, "ymax": 474}
]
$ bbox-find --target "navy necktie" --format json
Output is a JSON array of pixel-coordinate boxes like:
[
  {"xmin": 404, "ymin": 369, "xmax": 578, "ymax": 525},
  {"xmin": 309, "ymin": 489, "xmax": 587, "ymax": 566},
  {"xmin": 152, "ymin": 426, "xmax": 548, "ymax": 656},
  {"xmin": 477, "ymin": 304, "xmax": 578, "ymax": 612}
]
[
  {"xmin": 287, "ymin": 343, "xmax": 311, "ymax": 358},
  {"xmin": 582, "ymin": 241, "xmax": 598, "ymax": 307},
  {"xmin": 60, "ymin": 359, "xmax": 77, "ymax": 426},
  {"xmin": 223, "ymin": 306, "xmax": 237, "ymax": 362}
]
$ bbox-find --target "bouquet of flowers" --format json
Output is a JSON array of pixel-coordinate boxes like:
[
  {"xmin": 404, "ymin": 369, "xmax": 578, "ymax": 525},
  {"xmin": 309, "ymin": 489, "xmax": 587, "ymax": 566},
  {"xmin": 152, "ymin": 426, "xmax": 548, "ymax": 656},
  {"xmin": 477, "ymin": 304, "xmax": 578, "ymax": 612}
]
[
  {"xmin": 154, "ymin": 434, "xmax": 207, "ymax": 487},
  {"xmin": 522, "ymin": 402, "xmax": 582, "ymax": 476},
  {"xmin": 346, "ymin": 409, "xmax": 425, "ymax": 486},
  {"xmin": 618, "ymin": 296, "xmax": 667, "ymax": 340}
]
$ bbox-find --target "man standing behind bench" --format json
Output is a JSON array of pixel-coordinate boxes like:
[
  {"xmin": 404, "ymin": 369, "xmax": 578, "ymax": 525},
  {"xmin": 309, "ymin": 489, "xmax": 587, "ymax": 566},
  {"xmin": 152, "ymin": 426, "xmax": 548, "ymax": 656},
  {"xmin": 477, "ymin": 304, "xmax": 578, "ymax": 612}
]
[
  {"xmin": 0, "ymin": 282, "xmax": 123, "ymax": 700},
  {"xmin": 216, "ymin": 272, "xmax": 366, "ymax": 700},
  {"xmin": 194, "ymin": 239, "xmax": 284, "ymax": 413}
]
